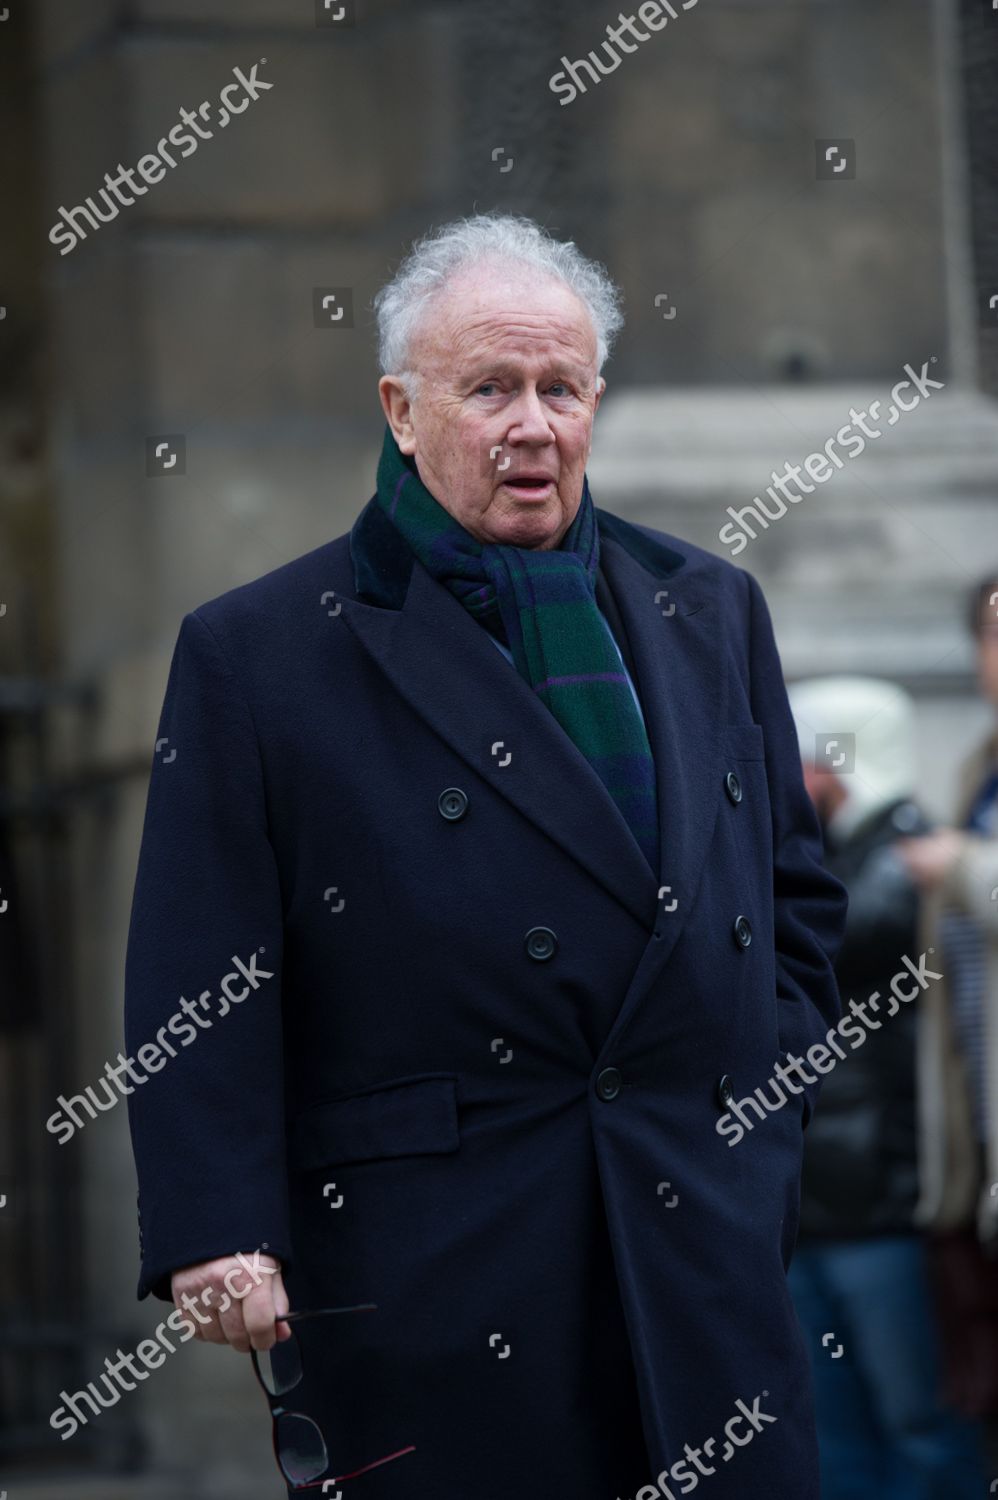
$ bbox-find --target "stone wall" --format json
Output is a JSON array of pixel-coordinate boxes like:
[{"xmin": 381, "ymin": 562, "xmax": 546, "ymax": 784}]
[{"xmin": 1, "ymin": 0, "xmax": 990, "ymax": 1492}]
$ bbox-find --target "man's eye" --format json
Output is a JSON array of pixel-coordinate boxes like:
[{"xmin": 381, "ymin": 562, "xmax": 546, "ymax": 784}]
[
  {"xmin": 549, "ymin": 384, "xmax": 570, "ymax": 397},
  {"xmin": 476, "ymin": 383, "xmax": 498, "ymax": 396}
]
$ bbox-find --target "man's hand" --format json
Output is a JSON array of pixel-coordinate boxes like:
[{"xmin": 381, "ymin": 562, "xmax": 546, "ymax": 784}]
[{"xmin": 170, "ymin": 1251, "xmax": 291, "ymax": 1353}]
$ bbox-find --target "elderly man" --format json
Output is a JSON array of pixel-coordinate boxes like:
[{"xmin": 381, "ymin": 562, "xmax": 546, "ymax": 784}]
[{"xmin": 125, "ymin": 212, "xmax": 846, "ymax": 1499}]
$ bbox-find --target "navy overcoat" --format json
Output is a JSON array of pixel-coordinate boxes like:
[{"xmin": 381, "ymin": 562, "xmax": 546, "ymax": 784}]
[{"xmin": 124, "ymin": 495, "xmax": 847, "ymax": 1499}]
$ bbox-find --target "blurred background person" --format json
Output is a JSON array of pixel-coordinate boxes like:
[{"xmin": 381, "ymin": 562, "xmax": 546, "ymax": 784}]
[
  {"xmin": 898, "ymin": 570, "xmax": 998, "ymax": 1446},
  {"xmin": 787, "ymin": 675, "xmax": 989, "ymax": 1500}
]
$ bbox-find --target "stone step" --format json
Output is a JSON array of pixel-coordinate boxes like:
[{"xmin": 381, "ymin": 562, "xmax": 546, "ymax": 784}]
[
  {"xmin": 589, "ymin": 383, "xmax": 998, "ymax": 498},
  {"xmin": 587, "ymin": 383, "xmax": 998, "ymax": 683}
]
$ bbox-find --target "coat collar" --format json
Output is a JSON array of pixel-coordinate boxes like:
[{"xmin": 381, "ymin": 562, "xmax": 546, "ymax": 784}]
[{"xmin": 339, "ymin": 496, "xmax": 728, "ymax": 941}]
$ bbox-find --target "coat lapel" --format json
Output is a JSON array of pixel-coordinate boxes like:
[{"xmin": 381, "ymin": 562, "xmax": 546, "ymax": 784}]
[
  {"xmin": 595, "ymin": 518, "xmax": 728, "ymax": 978},
  {"xmin": 336, "ymin": 501, "xmax": 726, "ymax": 951}
]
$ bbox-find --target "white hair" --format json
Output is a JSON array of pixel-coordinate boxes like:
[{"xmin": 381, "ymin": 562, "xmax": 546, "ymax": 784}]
[{"xmin": 372, "ymin": 212, "xmax": 625, "ymax": 398}]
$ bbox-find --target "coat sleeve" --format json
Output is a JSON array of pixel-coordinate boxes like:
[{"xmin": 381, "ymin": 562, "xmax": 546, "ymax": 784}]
[
  {"xmin": 745, "ymin": 571, "xmax": 849, "ymax": 1127},
  {"xmin": 124, "ymin": 609, "xmax": 291, "ymax": 1301}
]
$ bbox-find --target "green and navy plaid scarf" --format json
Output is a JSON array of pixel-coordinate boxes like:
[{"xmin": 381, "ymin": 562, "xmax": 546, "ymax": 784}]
[{"xmin": 354, "ymin": 425, "xmax": 660, "ymax": 874}]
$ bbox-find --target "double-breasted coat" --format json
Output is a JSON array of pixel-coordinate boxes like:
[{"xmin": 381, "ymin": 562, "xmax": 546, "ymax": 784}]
[{"xmin": 124, "ymin": 496, "xmax": 847, "ymax": 1499}]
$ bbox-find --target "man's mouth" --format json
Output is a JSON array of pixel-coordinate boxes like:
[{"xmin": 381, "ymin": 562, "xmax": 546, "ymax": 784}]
[{"xmin": 501, "ymin": 476, "xmax": 555, "ymax": 497}]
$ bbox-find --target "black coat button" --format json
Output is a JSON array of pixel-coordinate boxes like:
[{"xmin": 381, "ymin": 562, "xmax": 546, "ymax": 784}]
[
  {"xmin": 438, "ymin": 787, "xmax": 468, "ymax": 821},
  {"xmin": 725, "ymin": 771, "xmax": 742, "ymax": 805},
  {"xmin": 733, "ymin": 915, "xmax": 752, "ymax": 949},
  {"xmin": 596, "ymin": 1067, "xmax": 622, "ymax": 1101},
  {"xmin": 525, "ymin": 926, "xmax": 557, "ymax": 961},
  {"xmin": 717, "ymin": 1073, "xmax": 735, "ymax": 1107}
]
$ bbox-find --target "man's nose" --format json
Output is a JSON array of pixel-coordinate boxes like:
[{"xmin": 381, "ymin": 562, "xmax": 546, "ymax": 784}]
[{"xmin": 506, "ymin": 387, "xmax": 555, "ymax": 443}]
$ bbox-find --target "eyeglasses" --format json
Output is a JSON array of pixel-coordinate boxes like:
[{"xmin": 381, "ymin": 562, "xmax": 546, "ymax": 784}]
[{"xmin": 250, "ymin": 1303, "xmax": 416, "ymax": 1490}]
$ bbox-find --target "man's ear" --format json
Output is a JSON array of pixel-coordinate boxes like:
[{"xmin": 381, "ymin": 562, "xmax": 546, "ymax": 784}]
[
  {"xmin": 378, "ymin": 375, "xmax": 417, "ymax": 454},
  {"xmin": 586, "ymin": 377, "xmax": 606, "ymax": 457}
]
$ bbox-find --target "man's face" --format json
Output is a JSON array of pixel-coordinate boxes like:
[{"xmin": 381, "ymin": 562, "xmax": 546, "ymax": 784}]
[{"xmin": 378, "ymin": 263, "xmax": 605, "ymax": 550}]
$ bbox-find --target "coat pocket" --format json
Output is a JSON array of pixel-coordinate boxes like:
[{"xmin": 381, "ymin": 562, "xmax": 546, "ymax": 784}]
[
  {"xmin": 288, "ymin": 1072, "xmax": 460, "ymax": 1172},
  {"xmin": 724, "ymin": 722, "xmax": 766, "ymax": 760}
]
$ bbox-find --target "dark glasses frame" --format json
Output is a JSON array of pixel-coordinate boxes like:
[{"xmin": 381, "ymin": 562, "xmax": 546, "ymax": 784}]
[{"xmin": 250, "ymin": 1303, "xmax": 416, "ymax": 1490}]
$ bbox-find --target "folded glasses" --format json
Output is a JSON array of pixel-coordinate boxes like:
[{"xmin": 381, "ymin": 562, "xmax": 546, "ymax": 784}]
[{"xmin": 250, "ymin": 1303, "xmax": 416, "ymax": 1490}]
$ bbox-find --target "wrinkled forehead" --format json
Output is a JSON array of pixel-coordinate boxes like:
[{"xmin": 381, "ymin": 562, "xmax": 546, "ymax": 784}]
[{"xmin": 416, "ymin": 262, "xmax": 599, "ymax": 374}]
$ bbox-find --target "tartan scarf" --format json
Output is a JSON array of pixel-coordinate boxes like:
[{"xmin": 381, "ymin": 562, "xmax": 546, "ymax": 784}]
[{"xmin": 353, "ymin": 425, "xmax": 660, "ymax": 874}]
